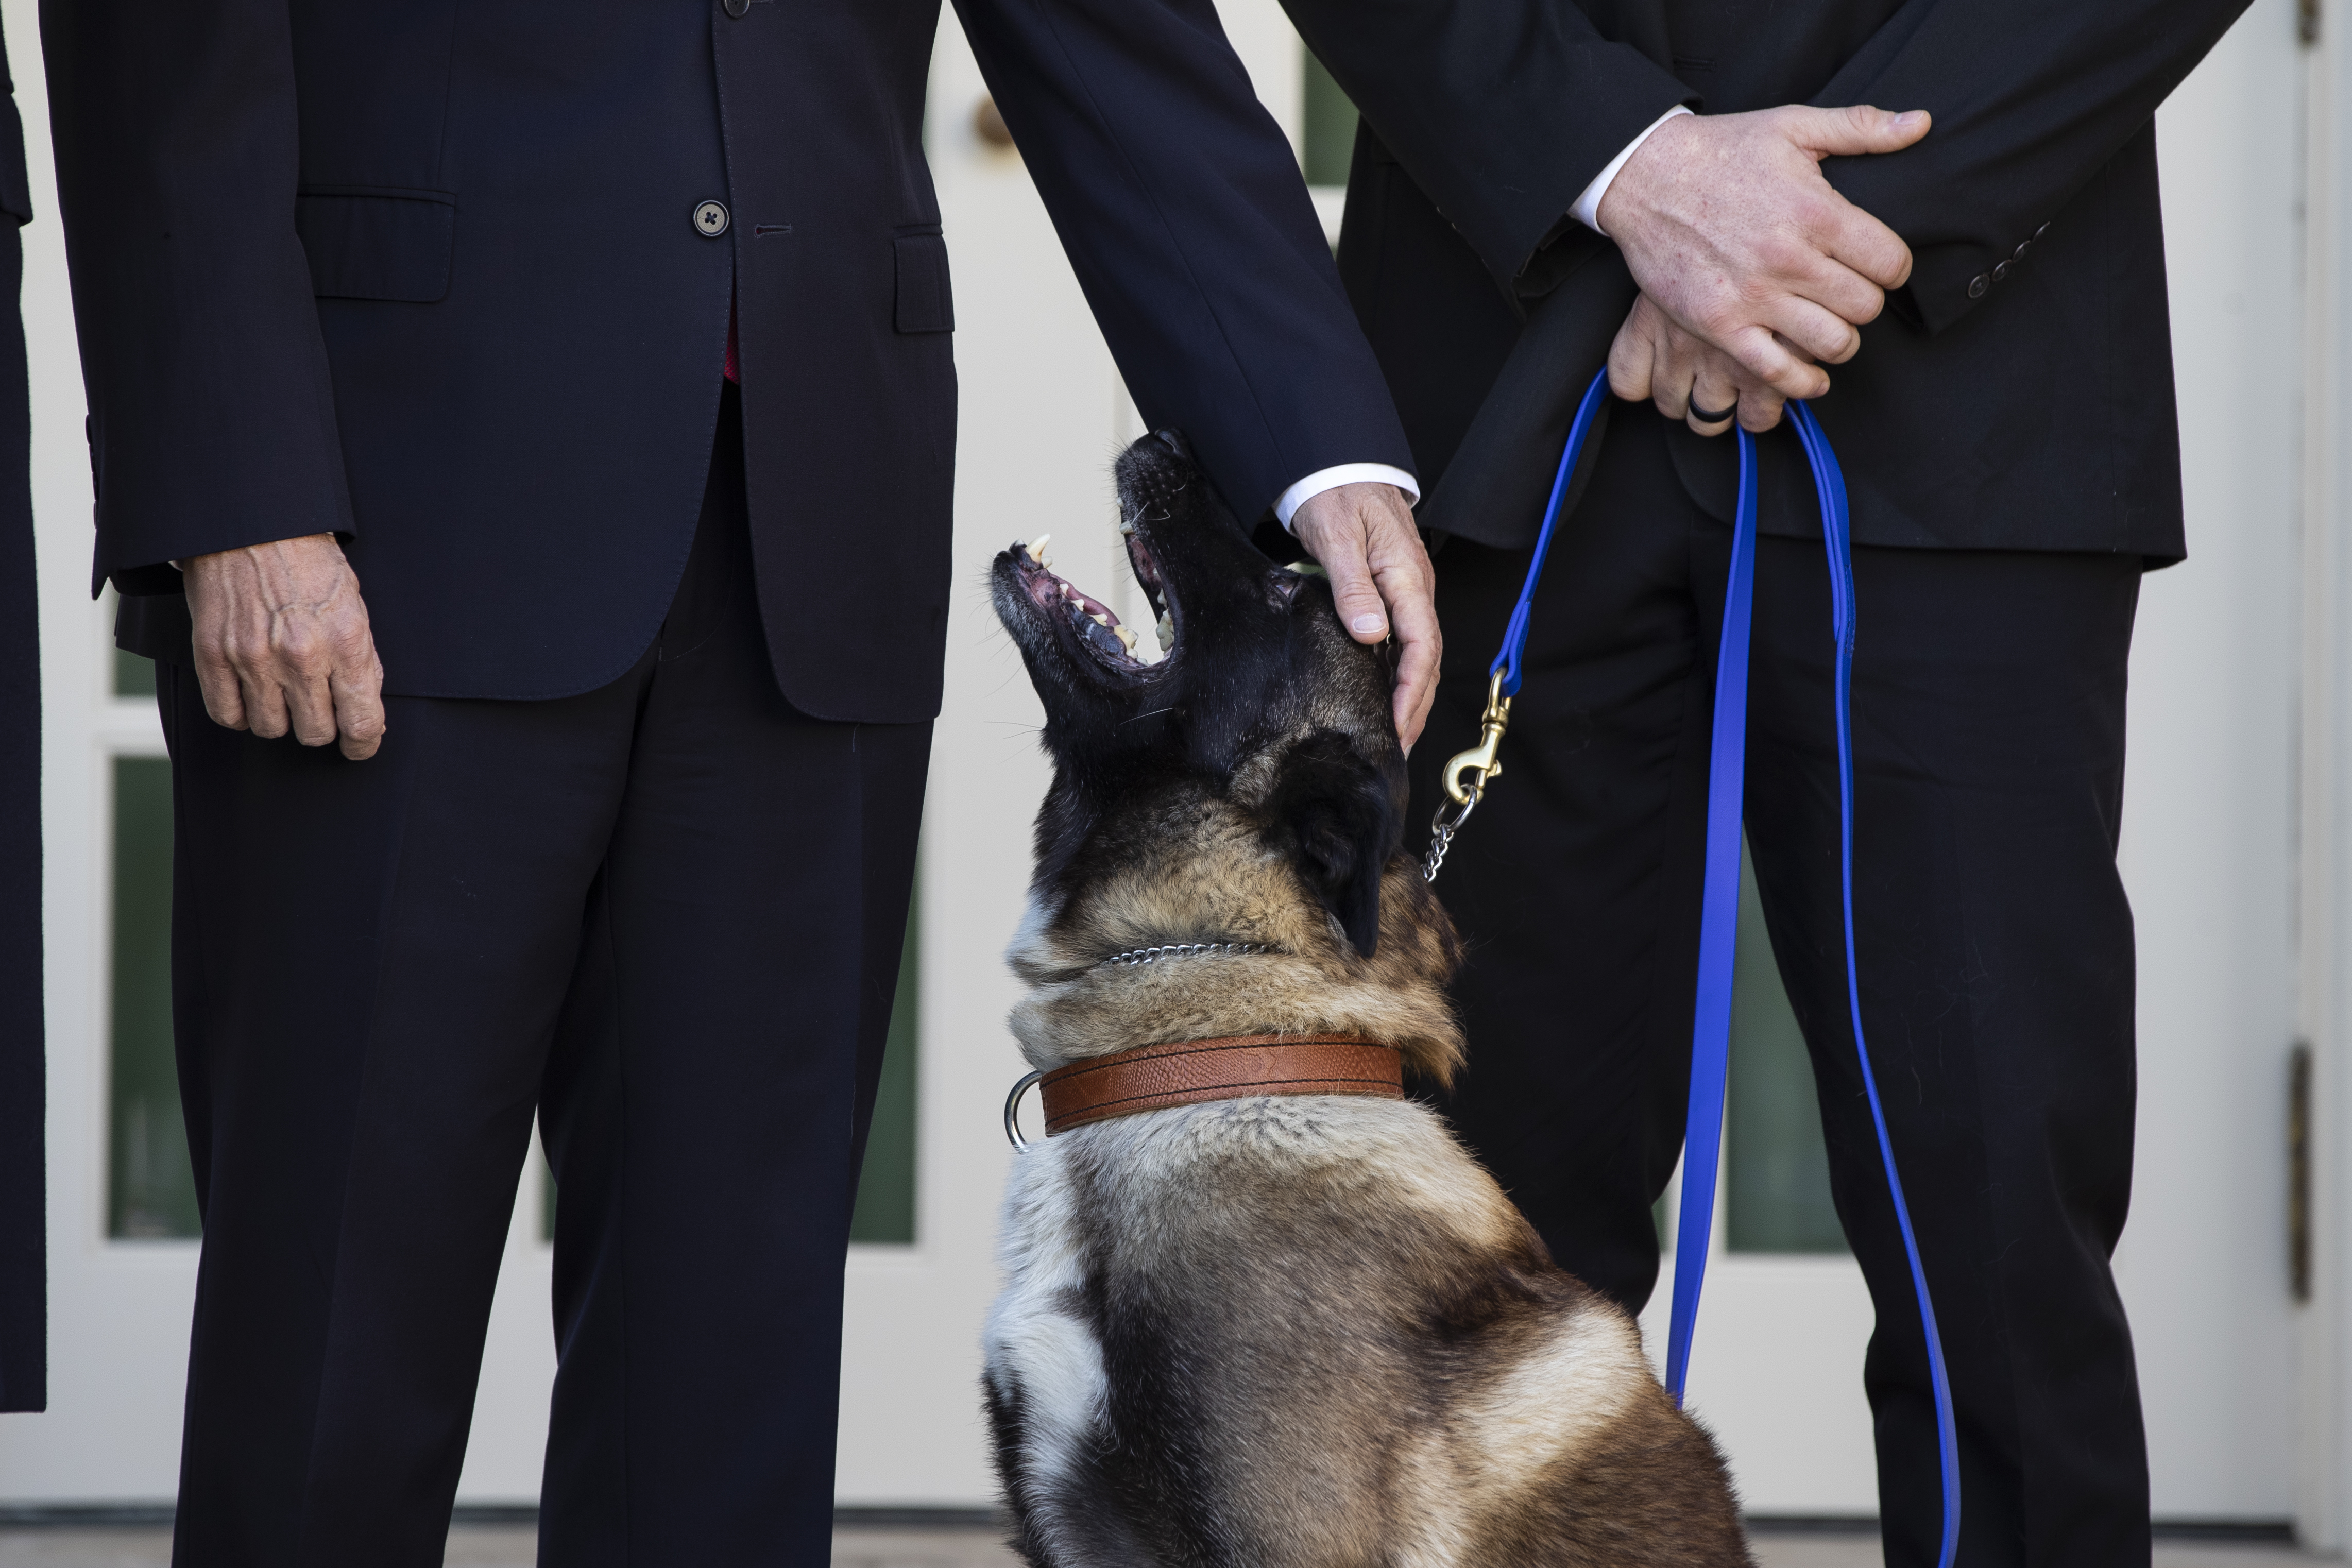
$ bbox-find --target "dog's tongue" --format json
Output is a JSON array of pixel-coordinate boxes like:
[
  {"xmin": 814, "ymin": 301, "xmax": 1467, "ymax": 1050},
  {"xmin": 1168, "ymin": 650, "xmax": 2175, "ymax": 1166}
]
[
  {"xmin": 1021, "ymin": 537, "xmax": 1138, "ymax": 654},
  {"xmin": 1062, "ymin": 583, "xmax": 1118, "ymax": 624},
  {"xmin": 1038, "ymin": 565, "xmax": 1121, "ymax": 628}
]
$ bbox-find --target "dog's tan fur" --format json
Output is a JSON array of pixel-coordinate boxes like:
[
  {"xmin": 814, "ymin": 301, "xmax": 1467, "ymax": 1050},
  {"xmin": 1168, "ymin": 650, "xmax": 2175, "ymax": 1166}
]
[
  {"xmin": 990, "ymin": 853, "xmax": 1750, "ymax": 1566},
  {"xmin": 980, "ymin": 432, "xmax": 1751, "ymax": 1566},
  {"xmin": 1009, "ymin": 829, "xmax": 1465, "ymax": 1084}
]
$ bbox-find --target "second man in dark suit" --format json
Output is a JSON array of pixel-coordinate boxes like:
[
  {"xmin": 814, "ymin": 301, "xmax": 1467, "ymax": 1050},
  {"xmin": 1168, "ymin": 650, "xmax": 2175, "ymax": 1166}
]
[{"xmin": 1287, "ymin": 0, "xmax": 2249, "ymax": 1560}]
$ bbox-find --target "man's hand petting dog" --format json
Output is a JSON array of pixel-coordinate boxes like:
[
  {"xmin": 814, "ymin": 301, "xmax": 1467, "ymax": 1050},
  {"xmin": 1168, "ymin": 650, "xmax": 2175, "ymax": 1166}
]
[
  {"xmin": 184, "ymin": 533, "xmax": 387, "ymax": 761},
  {"xmin": 1597, "ymin": 104, "xmax": 1929, "ymax": 401},
  {"xmin": 1610, "ymin": 293, "xmax": 1792, "ymax": 436},
  {"xmin": 1289, "ymin": 481, "xmax": 1439, "ymax": 754}
]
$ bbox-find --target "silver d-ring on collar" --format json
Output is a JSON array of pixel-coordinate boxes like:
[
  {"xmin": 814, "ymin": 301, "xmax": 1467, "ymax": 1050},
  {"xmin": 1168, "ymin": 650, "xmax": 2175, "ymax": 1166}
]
[{"xmin": 1004, "ymin": 1070, "xmax": 1045, "ymax": 1150}]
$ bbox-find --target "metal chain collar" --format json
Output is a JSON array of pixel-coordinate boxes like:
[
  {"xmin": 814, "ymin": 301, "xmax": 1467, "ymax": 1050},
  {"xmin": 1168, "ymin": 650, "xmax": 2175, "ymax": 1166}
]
[
  {"xmin": 1422, "ymin": 782, "xmax": 1480, "ymax": 883},
  {"xmin": 1095, "ymin": 941, "xmax": 1277, "ymax": 968}
]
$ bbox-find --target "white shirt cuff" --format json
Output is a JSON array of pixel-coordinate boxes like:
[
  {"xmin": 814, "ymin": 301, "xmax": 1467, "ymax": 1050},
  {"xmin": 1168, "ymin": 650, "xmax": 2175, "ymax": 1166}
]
[
  {"xmin": 1571, "ymin": 105, "xmax": 1694, "ymax": 238},
  {"xmin": 1274, "ymin": 463, "xmax": 1421, "ymax": 532}
]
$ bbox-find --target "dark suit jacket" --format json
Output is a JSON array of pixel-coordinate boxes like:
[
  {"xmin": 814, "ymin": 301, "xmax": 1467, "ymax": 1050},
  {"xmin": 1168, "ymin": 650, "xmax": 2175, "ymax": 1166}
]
[
  {"xmin": 0, "ymin": 30, "xmax": 44, "ymax": 1414},
  {"xmin": 1287, "ymin": 0, "xmax": 2252, "ymax": 562},
  {"xmin": 44, "ymin": 0, "xmax": 1412, "ymax": 721}
]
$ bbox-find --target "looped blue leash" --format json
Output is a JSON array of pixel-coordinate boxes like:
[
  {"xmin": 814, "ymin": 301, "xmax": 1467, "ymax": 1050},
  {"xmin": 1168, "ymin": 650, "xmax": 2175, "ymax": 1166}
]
[{"xmin": 1431, "ymin": 369, "xmax": 1961, "ymax": 1568}]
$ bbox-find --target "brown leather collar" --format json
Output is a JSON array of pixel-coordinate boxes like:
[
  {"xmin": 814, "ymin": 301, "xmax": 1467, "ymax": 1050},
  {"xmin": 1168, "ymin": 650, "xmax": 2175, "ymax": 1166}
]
[{"xmin": 1038, "ymin": 1033, "xmax": 1403, "ymax": 1136}]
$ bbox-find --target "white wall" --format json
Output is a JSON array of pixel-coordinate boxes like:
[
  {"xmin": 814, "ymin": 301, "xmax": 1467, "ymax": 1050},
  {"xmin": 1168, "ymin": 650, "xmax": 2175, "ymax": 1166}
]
[
  {"xmin": 830, "ymin": 13, "xmax": 1111, "ymax": 1506},
  {"xmin": 2298, "ymin": 0, "xmax": 2352, "ymax": 1541},
  {"xmin": 2119, "ymin": 0, "xmax": 2305, "ymax": 1522},
  {"xmin": 835, "ymin": 2, "xmax": 1333, "ymax": 1500}
]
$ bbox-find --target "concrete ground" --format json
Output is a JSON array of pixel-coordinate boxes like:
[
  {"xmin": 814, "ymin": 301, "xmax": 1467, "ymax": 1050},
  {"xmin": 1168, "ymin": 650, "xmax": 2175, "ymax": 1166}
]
[{"xmin": 0, "ymin": 1523, "xmax": 2330, "ymax": 1566}]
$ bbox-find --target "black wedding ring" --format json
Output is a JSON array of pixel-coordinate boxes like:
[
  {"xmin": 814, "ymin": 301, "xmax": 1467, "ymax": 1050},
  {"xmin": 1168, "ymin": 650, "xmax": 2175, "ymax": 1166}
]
[{"xmin": 1689, "ymin": 398, "xmax": 1738, "ymax": 425}]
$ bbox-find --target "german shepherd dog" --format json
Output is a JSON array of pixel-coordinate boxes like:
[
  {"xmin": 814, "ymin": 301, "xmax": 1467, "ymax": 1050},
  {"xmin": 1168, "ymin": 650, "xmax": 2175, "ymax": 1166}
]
[{"xmin": 981, "ymin": 431, "xmax": 1752, "ymax": 1567}]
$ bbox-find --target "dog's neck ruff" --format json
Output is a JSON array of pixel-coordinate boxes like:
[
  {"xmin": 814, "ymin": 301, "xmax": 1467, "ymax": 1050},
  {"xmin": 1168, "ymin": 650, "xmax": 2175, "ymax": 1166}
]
[{"xmin": 1037, "ymin": 1033, "xmax": 1402, "ymax": 1136}]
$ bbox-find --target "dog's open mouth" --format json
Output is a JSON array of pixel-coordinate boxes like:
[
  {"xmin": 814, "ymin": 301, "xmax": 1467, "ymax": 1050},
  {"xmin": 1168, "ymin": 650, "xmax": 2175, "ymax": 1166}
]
[{"xmin": 1005, "ymin": 527, "xmax": 1177, "ymax": 679}]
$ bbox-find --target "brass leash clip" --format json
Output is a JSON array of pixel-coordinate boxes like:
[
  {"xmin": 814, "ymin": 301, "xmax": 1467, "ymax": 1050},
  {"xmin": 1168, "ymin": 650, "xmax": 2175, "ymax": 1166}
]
[
  {"xmin": 1441, "ymin": 672, "xmax": 1513, "ymax": 807},
  {"xmin": 1424, "ymin": 672, "xmax": 1513, "ymax": 882}
]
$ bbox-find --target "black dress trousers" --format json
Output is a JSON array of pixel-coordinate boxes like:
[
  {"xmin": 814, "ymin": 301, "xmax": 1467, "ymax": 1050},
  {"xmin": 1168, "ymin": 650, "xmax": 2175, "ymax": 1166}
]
[
  {"xmin": 1407, "ymin": 406, "xmax": 2149, "ymax": 1567},
  {"xmin": 161, "ymin": 388, "xmax": 931, "ymax": 1568}
]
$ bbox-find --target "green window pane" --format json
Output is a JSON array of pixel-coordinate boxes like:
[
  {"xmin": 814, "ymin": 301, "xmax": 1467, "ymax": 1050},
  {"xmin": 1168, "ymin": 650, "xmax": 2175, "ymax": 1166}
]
[
  {"xmin": 1301, "ymin": 49, "xmax": 1357, "ymax": 187},
  {"xmin": 1725, "ymin": 839, "xmax": 1848, "ymax": 1254},
  {"xmin": 539, "ymin": 898, "xmax": 919, "ymax": 1246},
  {"xmin": 848, "ymin": 899, "xmax": 919, "ymax": 1245},
  {"xmin": 103, "ymin": 586, "xmax": 158, "ymax": 697},
  {"xmin": 110, "ymin": 756, "xmax": 198, "ymax": 1239},
  {"xmin": 114, "ymin": 647, "xmax": 156, "ymax": 698}
]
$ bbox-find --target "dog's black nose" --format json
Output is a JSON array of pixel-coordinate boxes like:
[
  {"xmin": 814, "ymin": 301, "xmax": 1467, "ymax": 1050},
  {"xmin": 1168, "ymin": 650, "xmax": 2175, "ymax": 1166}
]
[{"xmin": 1151, "ymin": 429, "xmax": 1192, "ymax": 462}]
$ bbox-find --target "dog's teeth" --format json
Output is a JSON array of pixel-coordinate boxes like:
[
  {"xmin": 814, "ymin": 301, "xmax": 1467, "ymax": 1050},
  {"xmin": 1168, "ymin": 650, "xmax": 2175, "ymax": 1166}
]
[
  {"xmin": 1025, "ymin": 533, "xmax": 1052, "ymax": 566},
  {"xmin": 1113, "ymin": 624, "xmax": 1137, "ymax": 650},
  {"xmin": 1156, "ymin": 611, "xmax": 1175, "ymax": 653},
  {"xmin": 1089, "ymin": 611, "xmax": 1111, "ymax": 627},
  {"xmin": 1118, "ymin": 518, "xmax": 1135, "ymax": 536}
]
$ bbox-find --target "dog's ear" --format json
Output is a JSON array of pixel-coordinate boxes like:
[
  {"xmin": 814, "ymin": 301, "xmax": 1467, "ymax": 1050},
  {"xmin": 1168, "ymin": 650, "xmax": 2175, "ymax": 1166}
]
[{"xmin": 1268, "ymin": 731, "xmax": 1401, "ymax": 957}]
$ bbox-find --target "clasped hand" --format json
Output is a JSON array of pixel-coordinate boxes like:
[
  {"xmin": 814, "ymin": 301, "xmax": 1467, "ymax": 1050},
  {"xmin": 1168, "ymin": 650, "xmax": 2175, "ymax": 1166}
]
[{"xmin": 1599, "ymin": 104, "xmax": 1931, "ymax": 435}]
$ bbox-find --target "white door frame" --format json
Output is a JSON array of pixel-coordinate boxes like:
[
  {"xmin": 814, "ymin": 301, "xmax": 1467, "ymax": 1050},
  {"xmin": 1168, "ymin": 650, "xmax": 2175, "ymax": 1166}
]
[{"xmin": 2299, "ymin": 0, "xmax": 2352, "ymax": 1544}]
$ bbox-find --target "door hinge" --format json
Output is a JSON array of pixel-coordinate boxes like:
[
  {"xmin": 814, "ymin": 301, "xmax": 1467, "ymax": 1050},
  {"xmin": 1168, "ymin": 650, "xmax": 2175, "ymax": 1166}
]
[{"xmin": 2290, "ymin": 1042, "xmax": 2312, "ymax": 1303}]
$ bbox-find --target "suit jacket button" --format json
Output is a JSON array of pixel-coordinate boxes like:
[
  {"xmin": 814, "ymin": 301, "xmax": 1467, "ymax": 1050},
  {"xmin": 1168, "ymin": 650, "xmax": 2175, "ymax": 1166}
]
[
  {"xmin": 694, "ymin": 200, "xmax": 731, "ymax": 237},
  {"xmin": 1993, "ymin": 260, "xmax": 2013, "ymax": 281},
  {"xmin": 1967, "ymin": 272, "xmax": 1990, "ymax": 298},
  {"xmin": 723, "ymin": 0, "xmax": 750, "ymax": 11},
  {"xmin": 2035, "ymin": 221, "xmax": 2052, "ymax": 239},
  {"xmin": 2014, "ymin": 241, "xmax": 2032, "ymax": 260}
]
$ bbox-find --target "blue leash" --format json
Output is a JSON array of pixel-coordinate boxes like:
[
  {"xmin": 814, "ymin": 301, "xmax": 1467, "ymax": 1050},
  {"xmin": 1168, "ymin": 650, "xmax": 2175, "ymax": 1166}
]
[{"xmin": 1431, "ymin": 369, "xmax": 1961, "ymax": 1568}]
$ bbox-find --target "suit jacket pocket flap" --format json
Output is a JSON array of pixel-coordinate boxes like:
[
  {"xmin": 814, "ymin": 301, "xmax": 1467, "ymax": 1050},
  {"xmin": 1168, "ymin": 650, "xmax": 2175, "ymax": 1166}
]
[
  {"xmin": 297, "ymin": 190, "xmax": 455, "ymax": 303},
  {"xmin": 893, "ymin": 232, "xmax": 953, "ymax": 334}
]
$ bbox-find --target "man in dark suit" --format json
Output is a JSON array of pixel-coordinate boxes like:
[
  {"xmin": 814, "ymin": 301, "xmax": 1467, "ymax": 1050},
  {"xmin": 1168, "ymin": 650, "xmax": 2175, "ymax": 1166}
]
[
  {"xmin": 40, "ymin": 3, "xmax": 1438, "ymax": 1562},
  {"xmin": 0, "ymin": 28, "xmax": 43, "ymax": 1423},
  {"xmin": 1288, "ymin": 1, "xmax": 2250, "ymax": 1561}
]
